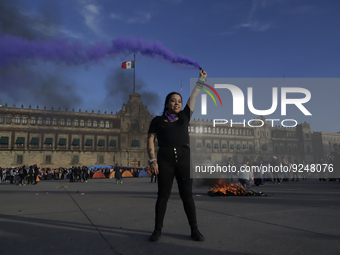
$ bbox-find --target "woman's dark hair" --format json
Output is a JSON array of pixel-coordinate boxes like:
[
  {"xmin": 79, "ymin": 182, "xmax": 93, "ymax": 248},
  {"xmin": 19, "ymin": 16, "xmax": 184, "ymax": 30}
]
[
  {"xmin": 162, "ymin": 92, "xmax": 182, "ymax": 114},
  {"xmin": 160, "ymin": 92, "xmax": 184, "ymax": 126}
]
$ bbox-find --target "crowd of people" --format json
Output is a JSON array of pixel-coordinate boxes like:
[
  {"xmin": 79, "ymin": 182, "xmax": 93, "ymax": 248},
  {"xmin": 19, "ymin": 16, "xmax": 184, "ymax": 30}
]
[
  {"xmin": 0, "ymin": 154, "xmax": 338, "ymax": 187},
  {"xmin": 0, "ymin": 145, "xmax": 338, "ymax": 187},
  {"xmin": 0, "ymin": 165, "xmax": 152, "ymax": 185}
]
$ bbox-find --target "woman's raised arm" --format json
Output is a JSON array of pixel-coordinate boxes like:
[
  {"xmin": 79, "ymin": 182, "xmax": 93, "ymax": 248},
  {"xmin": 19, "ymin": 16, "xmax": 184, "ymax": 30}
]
[{"xmin": 187, "ymin": 69, "xmax": 207, "ymax": 111}]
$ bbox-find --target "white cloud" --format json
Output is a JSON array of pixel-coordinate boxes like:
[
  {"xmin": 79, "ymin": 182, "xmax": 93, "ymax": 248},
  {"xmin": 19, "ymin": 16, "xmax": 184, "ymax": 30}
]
[
  {"xmin": 110, "ymin": 13, "xmax": 122, "ymax": 20},
  {"xmin": 59, "ymin": 28, "xmax": 83, "ymax": 39},
  {"xmin": 77, "ymin": 0, "xmax": 104, "ymax": 36},
  {"xmin": 82, "ymin": 4, "xmax": 101, "ymax": 32},
  {"xmin": 110, "ymin": 11, "xmax": 152, "ymax": 24},
  {"xmin": 32, "ymin": 22, "xmax": 82, "ymax": 39},
  {"xmin": 233, "ymin": 1, "xmax": 322, "ymax": 33},
  {"xmin": 236, "ymin": 21, "xmax": 272, "ymax": 32},
  {"xmin": 234, "ymin": 0, "xmax": 275, "ymax": 32},
  {"xmin": 85, "ymin": 4, "xmax": 100, "ymax": 15}
]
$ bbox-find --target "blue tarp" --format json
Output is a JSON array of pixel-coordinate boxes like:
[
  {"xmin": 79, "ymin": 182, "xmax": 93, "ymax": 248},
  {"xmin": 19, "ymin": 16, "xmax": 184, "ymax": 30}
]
[
  {"xmin": 88, "ymin": 165, "xmax": 113, "ymax": 170},
  {"xmin": 137, "ymin": 170, "xmax": 149, "ymax": 177}
]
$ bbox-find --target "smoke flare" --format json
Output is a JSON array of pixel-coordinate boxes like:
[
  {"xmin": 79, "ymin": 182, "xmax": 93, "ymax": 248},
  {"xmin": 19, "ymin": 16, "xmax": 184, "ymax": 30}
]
[{"xmin": 0, "ymin": 34, "xmax": 200, "ymax": 69}]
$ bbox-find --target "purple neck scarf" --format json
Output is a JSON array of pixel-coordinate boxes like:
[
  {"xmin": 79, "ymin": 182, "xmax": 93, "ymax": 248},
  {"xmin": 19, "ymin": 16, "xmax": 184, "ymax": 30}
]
[{"xmin": 165, "ymin": 111, "xmax": 178, "ymax": 122}]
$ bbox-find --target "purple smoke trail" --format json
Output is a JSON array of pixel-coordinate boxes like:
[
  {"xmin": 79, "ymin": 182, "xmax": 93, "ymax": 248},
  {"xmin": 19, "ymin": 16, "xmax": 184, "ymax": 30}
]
[
  {"xmin": 111, "ymin": 37, "xmax": 200, "ymax": 69},
  {"xmin": 0, "ymin": 34, "xmax": 200, "ymax": 69}
]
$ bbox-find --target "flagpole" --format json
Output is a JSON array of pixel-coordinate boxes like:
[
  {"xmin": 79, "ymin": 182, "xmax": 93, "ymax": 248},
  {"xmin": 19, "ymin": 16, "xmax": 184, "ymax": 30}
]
[{"xmin": 133, "ymin": 54, "xmax": 136, "ymax": 94}]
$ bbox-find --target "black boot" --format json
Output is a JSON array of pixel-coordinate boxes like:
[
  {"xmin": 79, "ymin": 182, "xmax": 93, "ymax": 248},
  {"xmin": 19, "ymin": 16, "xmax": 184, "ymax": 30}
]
[
  {"xmin": 191, "ymin": 228, "xmax": 204, "ymax": 241},
  {"xmin": 149, "ymin": 229, "xmax": 161, "ymax": 242}
]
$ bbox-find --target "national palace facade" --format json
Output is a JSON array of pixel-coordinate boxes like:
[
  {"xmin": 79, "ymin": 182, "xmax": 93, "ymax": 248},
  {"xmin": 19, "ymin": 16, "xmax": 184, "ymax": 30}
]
[{"xmin": 0, "ymin": 93, "xmax": 339, "ymax": 168}]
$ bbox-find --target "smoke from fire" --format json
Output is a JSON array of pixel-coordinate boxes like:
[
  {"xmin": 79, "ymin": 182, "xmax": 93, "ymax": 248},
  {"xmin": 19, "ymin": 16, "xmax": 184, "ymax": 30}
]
[
  {"xmin": 0, "ymin": 0, "xmax": 81, "ymax": 109},
  {"xmin": 104, "ymin": 68, "xmax": 161, "ymax": 114}
]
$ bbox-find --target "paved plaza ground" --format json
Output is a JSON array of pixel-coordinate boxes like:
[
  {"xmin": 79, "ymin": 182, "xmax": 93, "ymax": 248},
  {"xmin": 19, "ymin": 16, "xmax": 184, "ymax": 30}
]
[{"xmin": 0, "ymin": 177, "xmax": 339, "ymax": 255}]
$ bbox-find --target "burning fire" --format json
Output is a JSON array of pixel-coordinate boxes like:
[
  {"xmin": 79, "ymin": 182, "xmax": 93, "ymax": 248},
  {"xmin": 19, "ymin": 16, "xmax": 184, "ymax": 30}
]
[{"xmin": 209, "ymin": 179, "xmax": 250, "ymax": 196}]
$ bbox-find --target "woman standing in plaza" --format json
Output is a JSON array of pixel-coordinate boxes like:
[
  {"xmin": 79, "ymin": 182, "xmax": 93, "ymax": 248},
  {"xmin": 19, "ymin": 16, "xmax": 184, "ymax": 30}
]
[{"xmin": 147, "ymin": 69, "xmax": 207, "ymax": 242}]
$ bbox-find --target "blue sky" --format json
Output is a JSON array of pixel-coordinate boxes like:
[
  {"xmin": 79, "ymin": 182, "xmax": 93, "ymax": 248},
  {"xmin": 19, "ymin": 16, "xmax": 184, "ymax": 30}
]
[{"xmin": 0, "ymin": 0, "xmax": 339, "ymax": 132}]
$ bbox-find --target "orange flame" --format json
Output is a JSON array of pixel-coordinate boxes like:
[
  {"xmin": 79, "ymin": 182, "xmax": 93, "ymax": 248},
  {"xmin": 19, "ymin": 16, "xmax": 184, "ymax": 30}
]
[{"xmin": 210, "ymin": 179, "xmax": 249, "ymax": 196}]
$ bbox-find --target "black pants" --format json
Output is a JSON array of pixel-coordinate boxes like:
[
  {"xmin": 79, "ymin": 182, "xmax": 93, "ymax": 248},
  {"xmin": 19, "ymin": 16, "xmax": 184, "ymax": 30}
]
[{"xmin": 154, "ymin": 147, "xmax": 197, "ymax": 230}]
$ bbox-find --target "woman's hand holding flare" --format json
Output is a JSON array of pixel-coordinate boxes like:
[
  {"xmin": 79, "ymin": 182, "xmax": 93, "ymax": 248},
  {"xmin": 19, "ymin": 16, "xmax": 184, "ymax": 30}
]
[{"xmin": 200, "ymin": 68, "xmax": 207, "ymax": 78}]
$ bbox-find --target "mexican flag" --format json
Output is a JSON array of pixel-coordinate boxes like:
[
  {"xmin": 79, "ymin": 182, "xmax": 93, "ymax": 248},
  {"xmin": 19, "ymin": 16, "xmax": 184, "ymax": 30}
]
[{"xmin": 121, "ymin": 60, "xmax": 135, "ymax": 69}]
